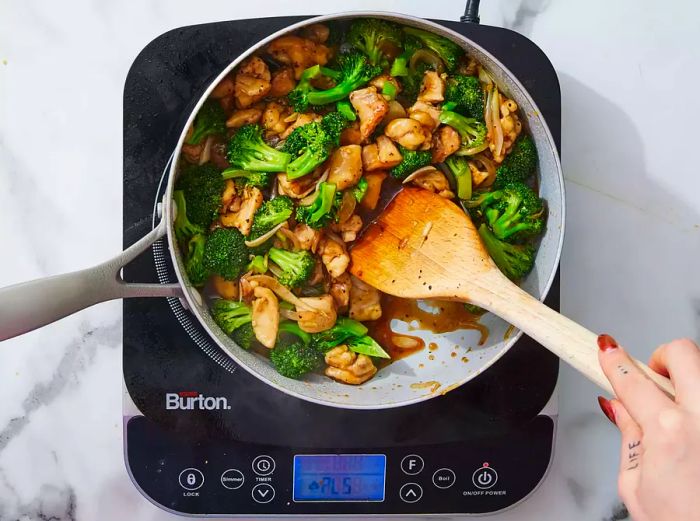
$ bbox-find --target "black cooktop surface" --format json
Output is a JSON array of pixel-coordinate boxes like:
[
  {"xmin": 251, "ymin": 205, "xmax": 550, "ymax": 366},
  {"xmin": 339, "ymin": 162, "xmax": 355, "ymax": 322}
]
[{"xmin": 122, "ymin": 16, "xmax": 561, "ymax": 516}]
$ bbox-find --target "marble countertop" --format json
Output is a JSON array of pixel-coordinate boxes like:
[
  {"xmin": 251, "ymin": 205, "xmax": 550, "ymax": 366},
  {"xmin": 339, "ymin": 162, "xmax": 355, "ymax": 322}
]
[{"xmin": 1, "ymin": 0, "xmax": 698, "ymax": 519}]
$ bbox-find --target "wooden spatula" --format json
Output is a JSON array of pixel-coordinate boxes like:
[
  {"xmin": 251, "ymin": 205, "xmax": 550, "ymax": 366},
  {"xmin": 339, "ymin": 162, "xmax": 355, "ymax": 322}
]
[{"xmin": 350, "ymin": 187, "xmax": 674, "ymax": 397}]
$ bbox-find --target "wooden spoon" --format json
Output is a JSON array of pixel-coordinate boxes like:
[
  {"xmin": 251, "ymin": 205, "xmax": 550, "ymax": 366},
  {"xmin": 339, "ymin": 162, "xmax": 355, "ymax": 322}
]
[{"xmin": 350, "ymin": 187, "xmax": 674, "ymax": 397}]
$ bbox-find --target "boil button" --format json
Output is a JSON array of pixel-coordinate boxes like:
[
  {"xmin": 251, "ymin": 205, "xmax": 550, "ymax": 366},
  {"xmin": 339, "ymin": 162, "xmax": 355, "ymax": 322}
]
[
  {"xmin": 432, "ymin": 468, "xmax": 456, "ymax": 489},
  {"xmin": 472, "ymin": 464, "xmax": 498, "ymax": 489}
]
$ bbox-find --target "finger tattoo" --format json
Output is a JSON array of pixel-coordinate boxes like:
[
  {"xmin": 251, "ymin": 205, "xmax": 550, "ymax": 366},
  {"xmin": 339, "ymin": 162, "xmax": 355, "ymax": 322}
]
[{"xmin": 626, "ymin": 440, "xmax": 641, "ymax": 470}]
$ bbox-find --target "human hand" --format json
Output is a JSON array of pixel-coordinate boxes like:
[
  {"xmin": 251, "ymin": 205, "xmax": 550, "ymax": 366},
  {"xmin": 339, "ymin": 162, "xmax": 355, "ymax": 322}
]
[{"xmin": 597, "ymin": 335, "xmax": 700, "ymax": 521}]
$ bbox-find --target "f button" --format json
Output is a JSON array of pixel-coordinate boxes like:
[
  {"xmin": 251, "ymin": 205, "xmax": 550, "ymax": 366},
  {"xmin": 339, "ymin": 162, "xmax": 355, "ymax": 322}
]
[{"xmin": 400, "ymin": 454, "xmax": 424, "ymax": 475}]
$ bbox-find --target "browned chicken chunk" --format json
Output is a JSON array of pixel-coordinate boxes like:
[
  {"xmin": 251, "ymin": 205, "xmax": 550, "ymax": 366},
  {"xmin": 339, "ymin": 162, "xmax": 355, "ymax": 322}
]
[
  {"xmin": 262, "ymin": 101, "xmax": 292, "ymax": 136},
  {"xmin": 280, "ymin": 112, "xmax": 322, "ymax": 139},
  {"xmin": 318, "ymin": 236, "xmax": 350, "ymax": 279},
  {"xmin": 234, "ymin": 56, "xmax": 271, "ymax": 109},
  {"xmin": 408, "ymin": 101, "xmax": 441, "ymax": 131},
  {"xmin": 220, "ymin": 185, "xmax": 264, "ymax": 235},
  {"xmin": 340, "ymin": 121, "xmax": 363, "ymax": 146},
  {"xmin": 226, "ymin": 107, "xmax": 263, "ymax": 128},
  {"xmin": 431, "ymin": 125, "xmax": 461, "ymax": 162},
  {"xmin": 369, "ymin": 74, "xmax": 401, "ymax": 95},
  {"xmin": 325, "ymin": 345, "xmax": 377, "ymax": 385},
  {"xmin": 329, "ymin": 273, "xmax": 351, "ymax": 311},
  {"xmin": 334, "ymin": 214, "xmax": 363, "ymax": 242},
  {"xmin": 277, "ymin": 167, "xmax": 324, "ymax": 199},
  {"xmin": 252, "ymin": 286, "xmax": 279, "ymax": 348},
  {"xmin": 327, "ymin": 145, "xmax": 363, "ymax": 190},
  {"xmin": 417, "ymin": 70, "xmax": 445, "ymax": 103},
  {"xmin": 269, "ymin": 67, "xmax": 297, "ymax": 98},
  {"xmin": 266, "ymin": 35, "xmax": 332, "ymax": 79},
  {"xmin": 405, "ymin": 167, "xmax": 455, "ymax": 199},
  {"xmin": 297, "ymin": 295, "xmax": 337, "ymax": 333},
  {"xmin": 210, "ymin": 75, "xmax": 235, "ymax": 99},
  {"xmin": 300, "ymin": 23, "xmax": 330, "ymax": 44},
  {"xmin": 349, "ymin": 87, "xmax": 389, "ymax": 142},
  {"xmin": 362, "ymin": 135, "xmax": 403, "ymax": 171},
  {"xmin": 349, "ymin": 275, "xmax": 382, "ymax": 321},
  {"xmin": 293, "ymin": 223, "xmax": 323, "ymax": 253},
  {"xmin": 384, "ymin": 118, "xmax": 427, "ymax": 150}
]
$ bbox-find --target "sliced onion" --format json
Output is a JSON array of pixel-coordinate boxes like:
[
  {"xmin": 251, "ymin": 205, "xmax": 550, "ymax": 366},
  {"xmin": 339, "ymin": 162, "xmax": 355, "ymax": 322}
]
[
  {"xmin": 402, "ymin": 165, "xmax": 439, "ymax": 184},
  {"xmin": 244, "ymin": 222, "xmax": 286, "ymax": 247},
  {"xmin": 409, "ymin": 49, "xmax": 444, "ymax": 74},
  {"xmin": 337, "ymin": 191, "xmax": 357, "ymax": 224},
  {"xmin": 478, "ymin": 65, "xmax": 493, "ymax": 85},
  {"xmin": 491, "ymin": 87, "xmax": 504, "ymax": 159},
  {"xmin": 470, "ymin": 153, "xmax": 497, "ymax": 188},
  {"xmin": 456, "ymin": 141, "xmax": 489, "ymax": 156},
  {"xmin": 247, "ymin": 275, "xmax": 325, "ymax": 313},
  {"xmin": 198, "ymin": 135, "xmax": 214, "ymax": 165},
  {"xmin": 484, "ymin": 85, "xmax": 494, "ymax": 143},
  {"xmin": 277, "ymin": 227, "xmax": 302, "ymax": 250},
  {"xmin": 279, "ymin": 309, "xmax": 302, "ymax": 321},
  {"xmin": 392, "ymin": 334, "xmax": 421, "ymax": 349},
  {"xmin": 298, "ymin": 168, "xmax": 330, "ymax": 205}
]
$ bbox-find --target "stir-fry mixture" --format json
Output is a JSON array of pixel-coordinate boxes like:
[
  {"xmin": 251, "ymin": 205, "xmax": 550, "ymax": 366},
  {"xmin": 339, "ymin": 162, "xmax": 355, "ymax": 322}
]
[{"xmin": 173, "ymin": 19, "xmax": 545, "ymax": 385}]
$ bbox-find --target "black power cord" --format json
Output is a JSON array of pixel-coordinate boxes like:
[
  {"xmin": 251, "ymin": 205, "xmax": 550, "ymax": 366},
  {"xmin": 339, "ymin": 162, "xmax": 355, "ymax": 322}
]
[{"xmin": 461, "ymin": 0, "xmax": 481, "ymax": 23}]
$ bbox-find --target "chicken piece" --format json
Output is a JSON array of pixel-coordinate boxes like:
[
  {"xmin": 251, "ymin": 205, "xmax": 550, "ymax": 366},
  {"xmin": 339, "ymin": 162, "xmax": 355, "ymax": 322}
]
[
  {"xmin": 181, "ymin": 142, "xmax": 204, "ymax": 164},
  {"xmin": 266, "ymin": 35, "xmax": 332, "ymax": 79},
  {"xmin": 362, "ymin": 135, "xmax": 403, "ymax": 172},
  {"xmin": 293, "ymin": 223, "xmax": 323, "ymax": 253},
  {"xmin": 234, "ymin": 56, "xmax": 271, "ymax": 109},
  {"xmin": 251, "ymin": 286, "xmax": 279, "ymax": 348},
  {"xmin": 327, "ymin": 145, "xmax": 363, "ymax": 190},
  {"xmin": 349, "ymin": 275, "xmax": 382, "ymax": 321},
  {"xmin": 335, "ymin": 214, "xmax": 362, "ymax": 242},
  {"xmin": 211, "ymin": 75, "xmax": 235, "ymax": 99},
  {"xmin": 458, "ymin": 56, "xmax": 479, "ymax": 76},
  {"xmin": 431, "ymin": 125, "xmax": 461, "ymax": 162},
  {"xmin": 324, "ymin": 345, "xmax": 377, "ymax": 385},
  {"xmin": 226, "ymin": 107, "xmax": 263, "ymax": 128},
  {"xmin": 340, "ymin": 121, "xmax": 363, "ymax": 146},
  {"xmin": 318, "ymin": 236, "xmax": 350, "ymax": 279},
  {"xmin": 277, "ymin": 167, "xmax": 323, "ymax": 199},
  {"xmin": 209, "ymin": 140, "xmax": 231, "ymax": 170},
  {"xmin": 349, "ymin": 87, "xmax": 389, "ymax": 142},
  {"xmin": 408, "ymin": 101, "xmax": 441, "ymax": 131},
  {"xmin": 300, "ymin": 23, "xmax": 330, "ymax": 44},
  {"xmin": 417, "ymin": 70, "xmax": 445, "ymax": 103},
  {"xmin": 297, "ymin": 295, "xmax": 337, "ymax": 333},
  {"xmin": 220, "ymin": 185, "xmax": 264, "ymax": 235},
  {"xmin": 361, "ymin": 172, "xmax": 387, "ymax": 210},
  {"xmin": 212, "ymin": 274, "xmax": 239, "ymax": 300},
  {"xmin": 262, "ymin": 101, "xmax": 291, "ymax": 136},
  {"xmin": 221, "ymin": 179, "xmax": 236, "ymax": 209},
  {"xmin": 329, "ymin": 273, "xmax": 351, "ymax": 311},
  {"xmin": 369, "ymin": 74, "xmax": 401, "ymax": 95},
  {"xmin": 384, "ymin": 118, "xmax": 426, "ymax": 150},
  {"xmin": 406, "ymin": 167, "xmax": 455, "ymax": 199},
  {"xmin": 499, "ymin": 98, "xmax": 522, "ymax": 155},
  {"xmin": 280, "ymin": 112, "xmax": 322, "ymax": 139},
  {"xmin": 269, "ymin": 67, "xmax": 297, "ymax": 98},
  {"xmin": 239, "ymin": 274, "xmax": 255, "ymax": 301},
  {"xmin": 468, "ymin": 161, "xmax": 491, "ymax": 187}
]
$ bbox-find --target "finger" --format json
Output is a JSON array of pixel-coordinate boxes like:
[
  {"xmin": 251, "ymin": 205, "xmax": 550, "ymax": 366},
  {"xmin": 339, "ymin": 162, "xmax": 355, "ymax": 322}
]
[
  {"xmin": 598, "ymin": 333, "xmax": 674, "ymax": 427},
  {"xmin": 648, "ymin": 338, "xmax": 700, "ymax": 406}
]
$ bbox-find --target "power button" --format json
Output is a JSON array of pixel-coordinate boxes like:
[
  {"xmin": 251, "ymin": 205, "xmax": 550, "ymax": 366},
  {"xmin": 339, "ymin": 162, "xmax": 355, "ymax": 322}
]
[{"xmin": 471, "ymin": 463, "xmax": 498, "ymax": 489}]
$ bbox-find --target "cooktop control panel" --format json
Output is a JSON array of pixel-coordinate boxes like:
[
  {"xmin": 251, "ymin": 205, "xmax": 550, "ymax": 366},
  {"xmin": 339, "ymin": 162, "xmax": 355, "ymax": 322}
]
[{"xmin": 126, "ymin": 415, "xmax": 553, "ymax": 515}]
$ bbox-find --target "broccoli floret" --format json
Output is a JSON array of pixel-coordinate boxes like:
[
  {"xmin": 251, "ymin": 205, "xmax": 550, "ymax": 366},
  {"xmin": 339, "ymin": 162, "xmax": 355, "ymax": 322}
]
[
  {"xmin": 402, "ymin": 26, "xmax": 463, "ymax": 72},
  {"xmin": 445, "ymin": 74, "xmax": 484, "ymax": 120},
  {"xmin": 172, "ymin": 190, "xmax": 204, "ymax": 242},
  {"xmin": 288, "ymin": 52, "xmax": 381, "ymax": 113},
  {"xmin": 445, "ymin": 156, "xmax": 472, "ymax": 200},
  {"xmin": 203, "ymin": 227, "xmax": 248, "ymax": 280},
  {"xmin": 398, "ymin": 62, "xmax": 431, "ymax": 104},
  {"xmin": 183, "ymin": 233, "xmax": 209, "ymax": 287},
  {"xmin": 246, "ymin": 254, "xmax": 268, "ymax": 274},
  {"xmin": 211, "ymin": 299, "xmax": 252, "ymax": 334},
  {"xmin": 249, "ymin": 196, "xmax": 294, "ymax": 240},
  {"xmin": 336, "ymin": 100, "xmax": 357, "ymax": 121},
  {"xmin": 221, "ymin": 168, "xmax": 275, "ymax": 188},
  {"xmin": 231, "ymin": 323, "xmax": 255, "ymax": 350},
  {"xmin": 353, "ymin": 177, "xmax": 369, "ymax": 202},
  {"xmin": 278, "ymin": 321, "xmax": 312, "ymax": 345},
  {"xmin": 226, "ymin": 124, "xmax": 291, "ymax": 172},
  {"xmin": 268, "ymin": 247, "xmax": 315, "ymax": 287},
  {"xmin": 390, "ymin": 34, "xmax": 422, "ymax": 77},
  {"xmin": 282, "ymin": 116, "xmax": 344, "ymax": 180},
  {"xmin": 389, "ymin": 146, "xmax": 432, "ymax": 179},
  {"xmin": 186, "ymin": 99, "xmax": 226, "ymax": 145},
  {"xmin": 175, "ymin": 164, "xmax": 225, "ymax": 229},
  {"xmin": 320, "ymin": 112, "xmax": 347, "ymax": 147},
  {"xmin": 295, "ymin": 182, "xmax": 338, "ymax": 228},
  {"xmin": 310, "ymin": 317, "xmax": 368, "ymax": 353},
  {"xmin": 347, "ymin": 18, "xmax": 403, "ymax": 67},
  {"xmin": 439, "ymin": 110, "xmax": 487, "ymax": 155},
  {"xmin": 478, "ymin": 223, "xmax": 535, "ymax": 281},
  {"xmin": 494, "ymin": 135, "xmax": 538, "ymax": 188},
  {"xmin": 347, "ymin": 335, "xmax": 390, "ymax": 359},
  {"xmin": 270, "ymin": 341, "xmax": 323, "ymax": 379},
  {"xmin": 474, "ymin": 182, "xmax": 545, "ymax": 242}
]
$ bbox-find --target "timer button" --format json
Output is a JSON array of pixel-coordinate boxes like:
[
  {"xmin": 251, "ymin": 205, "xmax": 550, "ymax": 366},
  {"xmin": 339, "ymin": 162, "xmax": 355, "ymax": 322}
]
[
  {"xmin": 400, "ymin": 454, "xmax": 424, "ymax": 475},
  {"xmin": 399, "ymin": 483, "xmax": 423, "ymax": 503},
  {"xmin": 472, "ymin": 464, "xmax": 498, "ymax": 489},
  {"xmin": 252, "ymin": 483, "xmax": 275, "ymax": 504},
  {"xmin": 178, "ymin": 468, "xmax": 204, "ymax": 491},
  {"xmin": 252, "ymin": 455, "xmax": 276, "ymax": 476},
  {"xmin": 220, "ymin": 469, "xmax": 244, "ymax": 490},
  {"xmin": 432, "ymin": 468, "xmax": 456, "ymax": 489}
]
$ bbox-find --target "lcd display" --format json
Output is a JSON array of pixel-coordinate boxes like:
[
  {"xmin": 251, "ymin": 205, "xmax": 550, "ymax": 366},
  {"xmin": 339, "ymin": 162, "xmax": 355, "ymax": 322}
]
[{"xmin": 293, "ymin": 454, "xmax": 386, "ymax": 502}]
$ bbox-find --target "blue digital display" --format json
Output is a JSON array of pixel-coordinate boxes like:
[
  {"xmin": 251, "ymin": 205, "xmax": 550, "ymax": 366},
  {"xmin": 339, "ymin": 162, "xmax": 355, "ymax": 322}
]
[{"xmin": 293, "ymin": 454, "xmax": 386, "ymax": 502}]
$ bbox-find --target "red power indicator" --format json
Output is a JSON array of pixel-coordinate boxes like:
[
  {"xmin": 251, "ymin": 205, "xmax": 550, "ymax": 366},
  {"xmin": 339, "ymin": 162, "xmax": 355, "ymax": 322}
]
[{"xmin": 482, "ymin": 462, "xmax": 489, "ymax": 468}]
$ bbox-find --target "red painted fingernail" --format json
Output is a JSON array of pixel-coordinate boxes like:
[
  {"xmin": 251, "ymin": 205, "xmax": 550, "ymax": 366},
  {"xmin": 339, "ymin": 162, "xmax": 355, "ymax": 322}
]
[
  {"xmin": 597, "ymin": 396, "xmax": 616, "ymax": 425},
  {"xmin": 597, "ymin": 333, "xmax": 618, "ymax": 352}
]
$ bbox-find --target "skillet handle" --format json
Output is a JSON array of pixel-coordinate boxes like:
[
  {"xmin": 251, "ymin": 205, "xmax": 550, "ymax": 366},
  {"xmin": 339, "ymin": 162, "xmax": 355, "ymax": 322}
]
[{"xmin": 0, "ymin": 218, "xmax": 183, "ymax": 342}]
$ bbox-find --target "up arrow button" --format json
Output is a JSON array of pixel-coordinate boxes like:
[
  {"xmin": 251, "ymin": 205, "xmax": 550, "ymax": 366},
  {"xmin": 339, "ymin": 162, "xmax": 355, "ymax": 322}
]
[{"xmin": 399, "ymin": 483, "xmax": 423, "ymax": 503}]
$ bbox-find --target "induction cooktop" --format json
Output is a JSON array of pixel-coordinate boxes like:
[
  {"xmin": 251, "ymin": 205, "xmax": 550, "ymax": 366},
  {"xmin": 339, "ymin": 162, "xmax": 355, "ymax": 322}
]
[{"xmin": 122, "ymin": 15, "xmax": 561, "ymax": 517}]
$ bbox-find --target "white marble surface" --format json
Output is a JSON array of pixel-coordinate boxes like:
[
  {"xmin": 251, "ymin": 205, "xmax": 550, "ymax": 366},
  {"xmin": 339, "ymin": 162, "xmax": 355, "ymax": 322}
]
[{"xmin": 1, "ymin": 0, "xmax": 699, "ymax": 519}]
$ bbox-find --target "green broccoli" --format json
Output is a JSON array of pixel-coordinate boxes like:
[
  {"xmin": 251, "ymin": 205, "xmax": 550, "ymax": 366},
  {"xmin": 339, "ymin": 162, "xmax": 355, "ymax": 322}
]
[
  {"xmin": 211, "ymin": 299, "xmax": 256, "ymax": 350},
  {"xmin": 175, "ymin": 164, "xmax": 225, "ymax": 229},
  {"xmin": 172, "ymin": 190, "xmax": 204, "ymax": 242},
  {"xmin": 310, "ymin": 317, "xmax": 368, "ymax": 353},
  {"xmin": 246, "ymin": 254, "xmax": 268, "ymax": 274},
  {"xmin": 282, "ymin": 114, "xmax": 346, "ymax": 180},
  {"xmin": 203, "ymin": 227, "xmax": 249, "ymax": 280},
  {"xmin": 478, "ymin": 223, "xmax": 535, "ymax": 281},
  {"xmin": 248, "ymin": 196, "xmax": 294, "ymax": 244},
  {"xmin": 353, "ymin": 177, "xmax": 369, "ymax": 202},
  {"xmin": 183, "ymin": 233, "xmax": 209, "ymax": 287},
  {"xmin": 278, "ymin": 321, "xmax": 312, "ymax": 345},
  {"xmin": 445, "ymin": 74, "xmax": 484, "ymax": 120},
  {"xmin": 397, "ymin": 62, "xmax": 431, "ymax": 103},
  {"xmin": 445, "ymin": 156, "xmax": 472, "ymax": 200},
  {"xmin": 288, "ymin": 52, "xmax": 382, "ymax": 113},
  {"xmin": 402, "ymin": 26, "xmax": 464, "ymax": 72},
  {"xmin": 389, "ymin": 146, "xmax": 432, "ymax": 179},
  {"xmin": 493, "ymin": 135, "xmax": 538, "ymax": 188},
  {"xmin": 347, "ymin": 18, "xmax": 403, "ymax": 68},
  {"xmin": 320, "ymin": 112, "xmax": 347, "ymax": 147},
  {"xmin": 268, "ymin": 247, "xmax": 315, "ymax": 287},
  {"xmin": 336, "ymin": 100, "xmax": 357, "ymax": 121},
  {"xmin": 221, "ymin": 168, "xmax": 275, "ymax": 189},
  {"xmin": 226, "ymin": 124, "xmax": 291, "ymax": 172},
  {"xmin": 231, "ymin": 323, "xmax": 255, "ymax": 350},
  {"xmin": 390, "ymin": 34, "xmax": 422, "ymax": 77},
  {"xmin": 295, "ymin": 182, "xmax": 338, "ymax": 228},
  {"xmin": 185, "ymin": 99, "xmax": 226, "ymax": 145},
  {"xmin": 270, "ymin": 341, "xmax": 323, "ymax": 379},
  {"xmin": 347, "ymin": 335, "xmax": 390, "ymax": 359},
  {"xmin": 438, "ymin": 110, "xmax": 487, "ymax": 155}
]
